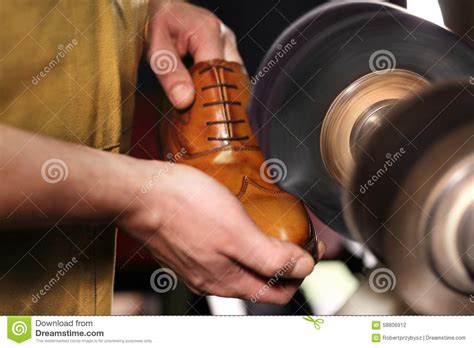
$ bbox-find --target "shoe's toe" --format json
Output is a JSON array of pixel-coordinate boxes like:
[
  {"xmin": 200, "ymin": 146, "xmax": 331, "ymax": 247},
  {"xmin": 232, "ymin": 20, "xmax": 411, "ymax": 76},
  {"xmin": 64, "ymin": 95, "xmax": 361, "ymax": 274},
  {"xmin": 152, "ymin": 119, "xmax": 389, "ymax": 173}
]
[{"xmin": 238, "ymin": 177, "xmax": 315, "ymax": 252}]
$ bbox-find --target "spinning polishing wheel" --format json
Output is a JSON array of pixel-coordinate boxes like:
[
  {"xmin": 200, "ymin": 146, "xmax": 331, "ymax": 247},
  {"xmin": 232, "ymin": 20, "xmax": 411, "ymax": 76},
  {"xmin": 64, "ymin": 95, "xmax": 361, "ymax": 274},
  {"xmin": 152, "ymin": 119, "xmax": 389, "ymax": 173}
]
[
  {"xmin": 249, "ymin": 1, "xmax": 474, "ymax": 314},
  {"xmin": 249, "ymin": 1, "xmax": 473, "ymax": 236},
  {"xmin": 345, "ymin": 82, "xmax": 473, "ymax": 314}
]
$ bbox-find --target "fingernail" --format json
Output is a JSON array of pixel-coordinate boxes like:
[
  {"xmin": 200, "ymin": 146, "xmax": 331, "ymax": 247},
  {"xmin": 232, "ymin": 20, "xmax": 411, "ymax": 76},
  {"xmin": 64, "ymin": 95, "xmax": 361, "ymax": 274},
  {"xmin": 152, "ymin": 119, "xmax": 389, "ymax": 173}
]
[
  {"xmin": 170, "ymin": 83, "xmax": 194, "ymax": 108},
  {"xmin": 291, "ymin": 255, "xmax": 315, "ymax": 278},
  {"xmin": 316, "ymin": 240, "xmax": 326, "ymax": 262}
]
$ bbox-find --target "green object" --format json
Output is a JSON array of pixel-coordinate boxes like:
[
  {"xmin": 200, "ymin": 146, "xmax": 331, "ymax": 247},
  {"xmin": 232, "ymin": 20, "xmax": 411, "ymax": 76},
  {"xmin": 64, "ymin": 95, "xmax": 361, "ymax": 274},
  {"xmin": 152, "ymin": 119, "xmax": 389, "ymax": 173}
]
[
  {"xmin": 303, "ymin": 316, "xmax": 325, "ymax": 330},
  {"xmin": 372, "ymin": 321, "xmax": 381, "ymax": 330},
  {"xmin": 7, "ymin": 316, "xmax": 32, "ymax": 343},
  {"xmin": 372, "ymin": 333, "xmax": 381, "ymax": 343}
]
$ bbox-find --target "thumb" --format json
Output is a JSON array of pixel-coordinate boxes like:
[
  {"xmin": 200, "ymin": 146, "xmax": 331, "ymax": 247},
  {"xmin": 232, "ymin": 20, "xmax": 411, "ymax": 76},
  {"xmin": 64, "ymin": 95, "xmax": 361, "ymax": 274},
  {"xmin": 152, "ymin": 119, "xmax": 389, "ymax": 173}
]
[
  {"xmin": 225, "ymin": 218, "xmax": 315, "ymax": 279},
  {"xmin": 148, "ymin": 33, "xmax": 195, "ymax": 109}
]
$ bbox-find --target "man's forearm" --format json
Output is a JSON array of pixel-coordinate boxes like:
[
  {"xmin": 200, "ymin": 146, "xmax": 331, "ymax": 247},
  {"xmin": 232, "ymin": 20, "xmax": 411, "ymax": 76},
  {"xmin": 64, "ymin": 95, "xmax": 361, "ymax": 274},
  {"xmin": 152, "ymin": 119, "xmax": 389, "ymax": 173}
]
[{"xmin": 0, "ymin": 123, "xmax": 142, "ymax": 229}]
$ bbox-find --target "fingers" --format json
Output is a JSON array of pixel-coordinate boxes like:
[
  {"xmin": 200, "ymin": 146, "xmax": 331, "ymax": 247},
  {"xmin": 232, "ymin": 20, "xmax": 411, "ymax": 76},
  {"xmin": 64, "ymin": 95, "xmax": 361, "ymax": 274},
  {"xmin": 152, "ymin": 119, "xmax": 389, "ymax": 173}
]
[
  {"xmin": 188, "ymin": 260, "xmax": 303, "ymax": 305},
  {"xmin": 221, "ymin": 24, "xmax": 243, "ymax": 64},
  {"xmin": 147, "ymin": 2, "xmax": 244, "ymax": 108},
  {"xmin": 189, "ymin": 21, "xmax": 242, "ymax": 64},
  {"xmin": 316, "ymin": 240, "xmax": 326, "ymax": 262},
  {"xmin": 220, "ymin": 266, "xmax": 302, "ymax": 305},
  {"xmin": 223, "ymin": 220, "xmax": 316, "ymax": 280},
  {"xmin": 187, "ymin": 16, "xmax": 225, "ymax": 62},
  {"xmin": 148, "ymin": 31, "xmax": 195, "ymax": 109}
]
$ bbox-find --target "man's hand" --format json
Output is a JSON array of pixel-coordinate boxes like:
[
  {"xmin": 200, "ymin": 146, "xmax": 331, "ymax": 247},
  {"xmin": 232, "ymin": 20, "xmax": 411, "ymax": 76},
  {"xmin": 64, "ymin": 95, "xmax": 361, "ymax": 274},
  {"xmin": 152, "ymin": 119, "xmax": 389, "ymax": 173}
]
[
  {"xmin": 119, "ymin": 163, "xmax": 320, "ymax": 304},
  {"xmin": 140, "ymin": 2, "xmax": 318, "ymax": 302},
  {"xmin": 146, "ymin": 1, "xmax": 242, "ymax": 109},
  {"xmin": 0, "ymin": 124, "xmax": 322, "ymax": 304}
]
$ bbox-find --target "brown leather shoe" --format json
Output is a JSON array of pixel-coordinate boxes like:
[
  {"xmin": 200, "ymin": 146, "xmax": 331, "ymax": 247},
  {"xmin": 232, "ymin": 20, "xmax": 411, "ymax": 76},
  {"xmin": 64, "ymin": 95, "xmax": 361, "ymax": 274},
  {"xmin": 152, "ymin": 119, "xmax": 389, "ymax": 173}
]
[{"xmin": 159, "ymin": 59, "xmax": 317, "ymax": 257}]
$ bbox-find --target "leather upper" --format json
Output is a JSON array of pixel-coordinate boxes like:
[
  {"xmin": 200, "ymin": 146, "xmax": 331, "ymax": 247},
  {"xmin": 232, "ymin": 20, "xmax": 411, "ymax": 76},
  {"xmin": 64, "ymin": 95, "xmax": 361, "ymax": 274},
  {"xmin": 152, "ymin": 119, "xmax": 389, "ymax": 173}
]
[{"xmin": 159, "ymin": 59, "xmax": 315, "ymax": 252}]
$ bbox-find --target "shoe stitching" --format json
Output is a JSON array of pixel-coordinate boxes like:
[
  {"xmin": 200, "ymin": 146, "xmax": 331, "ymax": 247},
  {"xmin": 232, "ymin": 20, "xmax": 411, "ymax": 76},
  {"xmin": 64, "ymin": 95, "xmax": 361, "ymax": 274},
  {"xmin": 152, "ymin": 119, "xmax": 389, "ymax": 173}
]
[{"xmin": 236, "ymin": 176, "xmax": 287, "ymax": 199}]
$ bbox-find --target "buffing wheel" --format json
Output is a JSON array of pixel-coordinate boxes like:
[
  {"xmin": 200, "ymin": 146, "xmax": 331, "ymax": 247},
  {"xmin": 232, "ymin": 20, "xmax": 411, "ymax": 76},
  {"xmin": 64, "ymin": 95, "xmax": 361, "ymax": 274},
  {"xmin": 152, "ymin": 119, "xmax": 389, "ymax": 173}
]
[
  {"xmin": 249, "ymin": 1, "xmax": 474, "ymax": 237},
  {"xmin": 345, "ymin": 82, "xmax": 474, "ymax": 314}
]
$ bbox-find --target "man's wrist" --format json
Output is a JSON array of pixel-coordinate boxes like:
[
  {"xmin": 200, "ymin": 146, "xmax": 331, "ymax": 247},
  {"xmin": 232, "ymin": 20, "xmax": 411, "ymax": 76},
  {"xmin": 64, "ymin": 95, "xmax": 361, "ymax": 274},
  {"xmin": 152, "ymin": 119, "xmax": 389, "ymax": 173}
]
[{"xmin": 111, "ymin": 157, "xmax": 172, "ymax": 234}]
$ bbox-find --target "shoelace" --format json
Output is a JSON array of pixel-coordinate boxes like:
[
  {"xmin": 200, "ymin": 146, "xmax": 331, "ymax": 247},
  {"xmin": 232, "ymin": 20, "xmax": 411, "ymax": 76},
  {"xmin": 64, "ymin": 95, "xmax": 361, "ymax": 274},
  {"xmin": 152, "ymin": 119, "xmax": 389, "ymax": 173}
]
[{"xmin": 199, "ymin": 65, "xmax": 250, "ymax": 142}]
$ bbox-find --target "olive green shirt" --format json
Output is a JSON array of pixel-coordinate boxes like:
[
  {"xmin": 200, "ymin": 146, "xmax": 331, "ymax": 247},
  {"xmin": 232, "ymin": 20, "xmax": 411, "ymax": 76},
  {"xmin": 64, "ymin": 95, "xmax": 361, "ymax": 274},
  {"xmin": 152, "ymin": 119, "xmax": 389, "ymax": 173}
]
[{"xmin": 0, "ymin": 0, "xmax": 148, "ymax": 315}]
